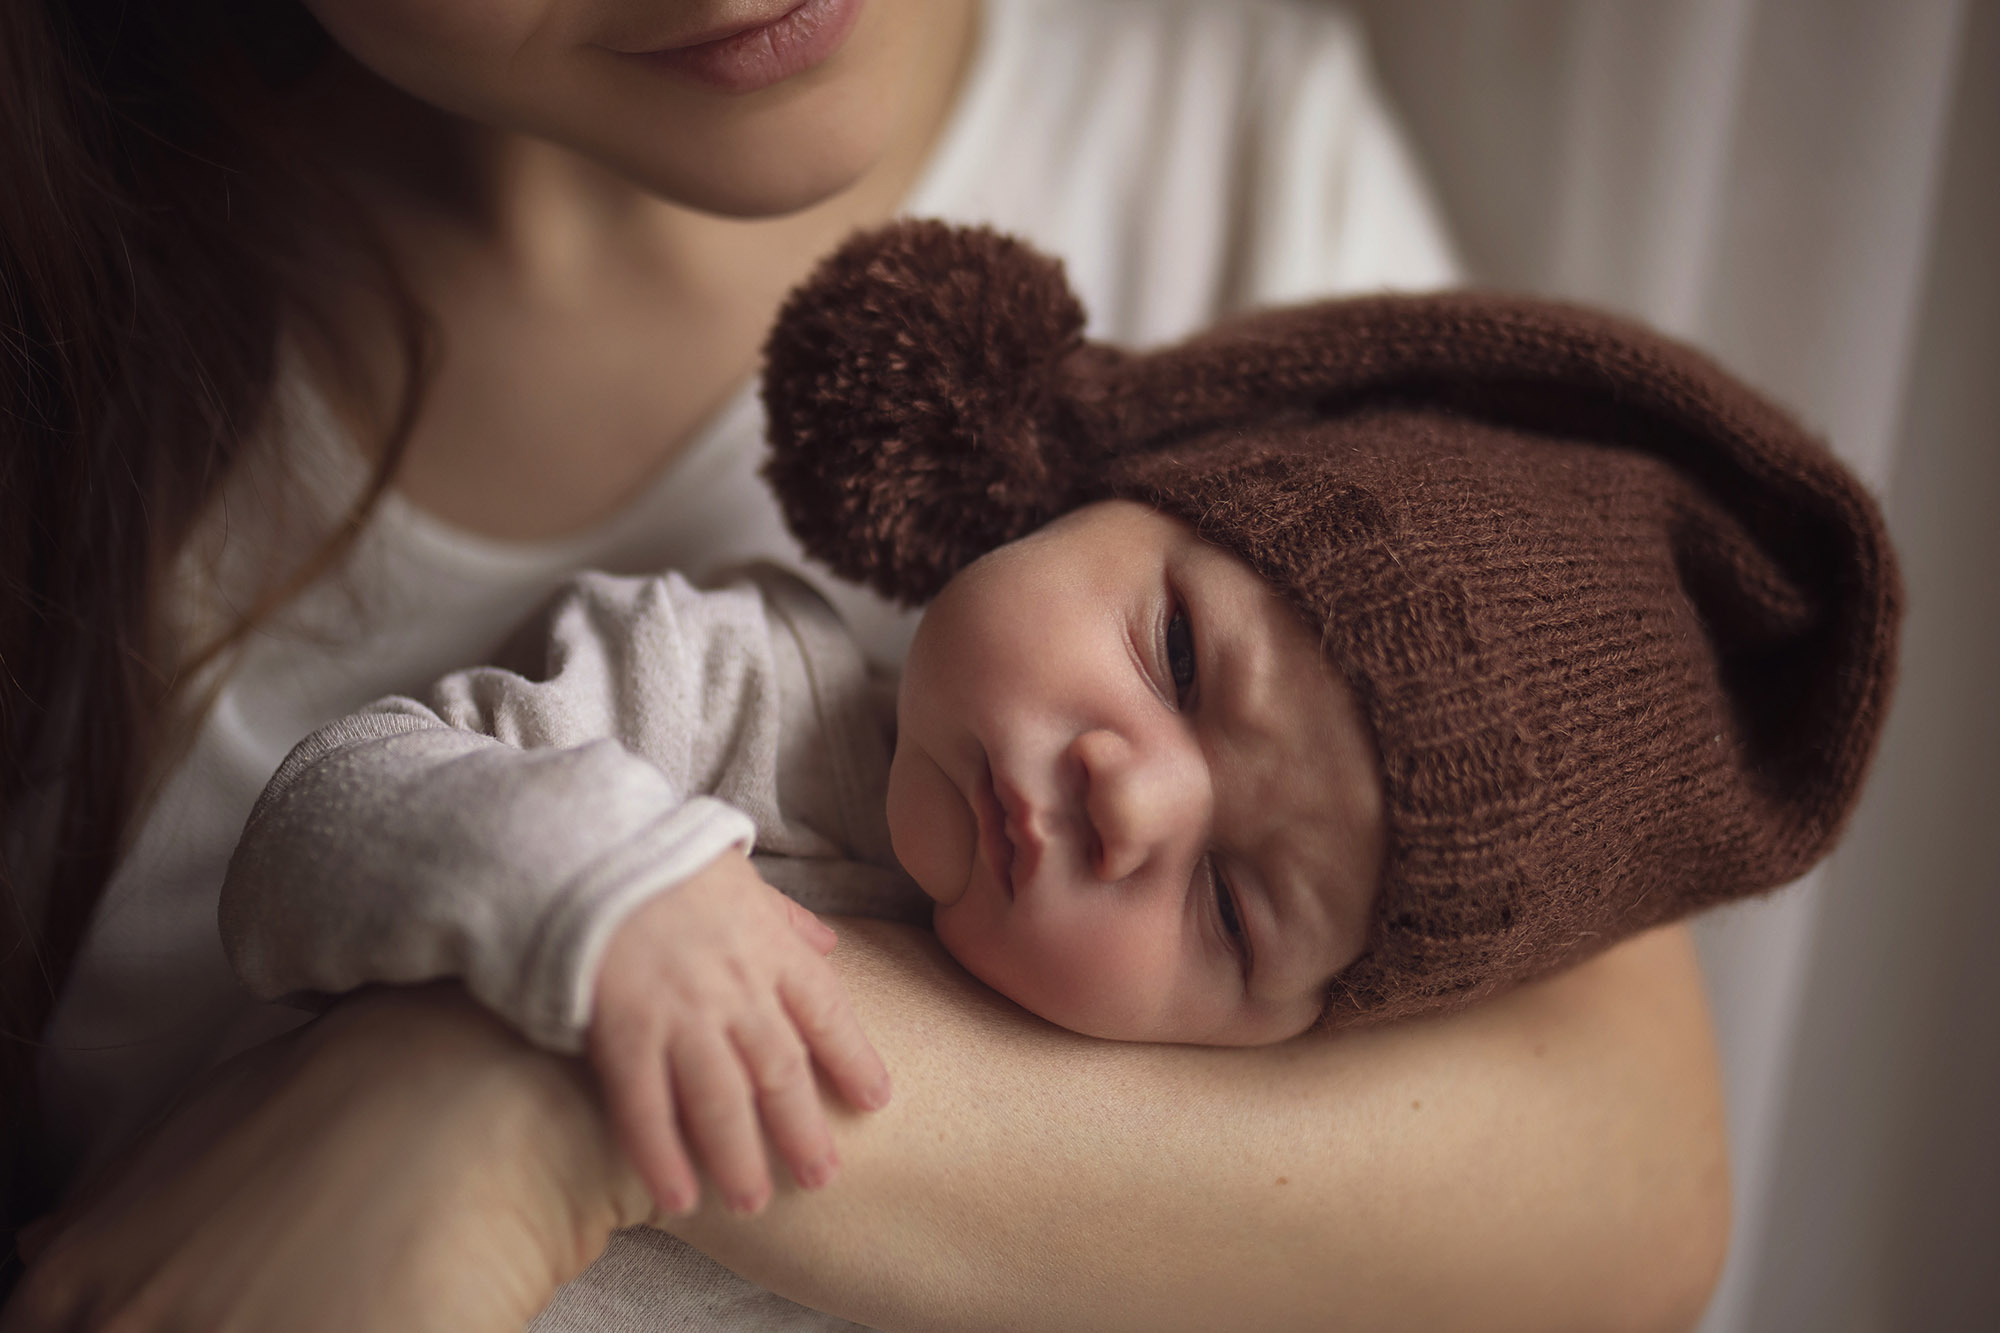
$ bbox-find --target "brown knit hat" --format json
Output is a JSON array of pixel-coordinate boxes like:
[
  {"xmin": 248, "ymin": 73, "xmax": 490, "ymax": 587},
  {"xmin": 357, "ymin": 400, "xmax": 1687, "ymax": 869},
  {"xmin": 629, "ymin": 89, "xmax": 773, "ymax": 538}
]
[{"xmin": 762, "ymin": 221, "xmax": 1901, "ymax": 1028}]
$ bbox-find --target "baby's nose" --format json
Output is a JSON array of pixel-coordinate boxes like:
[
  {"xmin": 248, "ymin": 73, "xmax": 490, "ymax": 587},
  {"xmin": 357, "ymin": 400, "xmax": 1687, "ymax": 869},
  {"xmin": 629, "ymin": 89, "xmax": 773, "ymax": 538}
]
[{"xmin": 1071, "ymin": 728, "xmax": 1204, "ymax": 883}]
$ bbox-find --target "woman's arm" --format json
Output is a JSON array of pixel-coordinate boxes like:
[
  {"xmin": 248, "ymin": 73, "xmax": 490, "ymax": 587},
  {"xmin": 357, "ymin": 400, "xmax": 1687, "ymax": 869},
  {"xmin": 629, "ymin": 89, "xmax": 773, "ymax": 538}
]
[
  {"xmin": 676, "ymin": 919, "xmax": 1730, "ymax": 1333},
  {"xmin": 8, "ymin": 922, "xmax": 1725, "ymax": 1333},
  {"xmin": 4, "ymin": 984, "xmax": 653, "ymax": 1333}
]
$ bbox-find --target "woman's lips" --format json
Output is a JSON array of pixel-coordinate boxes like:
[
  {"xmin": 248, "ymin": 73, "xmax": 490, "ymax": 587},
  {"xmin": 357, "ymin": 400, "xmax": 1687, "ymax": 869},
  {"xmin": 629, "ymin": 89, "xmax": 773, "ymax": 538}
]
[{"xmin": 619, "ymin": 0, "xmax": 864, "ymax": 95}]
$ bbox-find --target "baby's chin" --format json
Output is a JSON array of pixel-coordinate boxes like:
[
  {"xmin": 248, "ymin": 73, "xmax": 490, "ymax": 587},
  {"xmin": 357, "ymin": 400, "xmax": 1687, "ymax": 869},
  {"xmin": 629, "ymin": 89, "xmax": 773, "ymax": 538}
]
[
  {"xmin": 933, "ymin": 913, "xmax": 1324, "ymax": 1046},
  {"xmin": 928, "ymin": 912, "xmax": 1161, "ymax": 1042}
]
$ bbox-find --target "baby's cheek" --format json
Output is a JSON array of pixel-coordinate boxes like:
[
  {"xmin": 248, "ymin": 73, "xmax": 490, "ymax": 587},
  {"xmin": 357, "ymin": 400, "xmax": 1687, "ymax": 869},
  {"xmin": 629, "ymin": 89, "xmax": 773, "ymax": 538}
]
[
  {"xmin": 939, "ymin": 911, "xmax": 1176, "ymax": 1041},
  {"xmin": 931, "ymin": 904, "xmax": 1062, "ymax": 1019},
  {"xmin": 886, "ymin": 744, "xmax": 974, "ymax": 906}
]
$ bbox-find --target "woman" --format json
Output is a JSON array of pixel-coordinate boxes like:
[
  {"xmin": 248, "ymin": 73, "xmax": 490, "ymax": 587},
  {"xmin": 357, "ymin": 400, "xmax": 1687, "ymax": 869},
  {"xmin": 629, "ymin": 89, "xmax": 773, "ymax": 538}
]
[{"xmin": 2, "ymin": 0, "xmax": 1731, "ymax": 1327}]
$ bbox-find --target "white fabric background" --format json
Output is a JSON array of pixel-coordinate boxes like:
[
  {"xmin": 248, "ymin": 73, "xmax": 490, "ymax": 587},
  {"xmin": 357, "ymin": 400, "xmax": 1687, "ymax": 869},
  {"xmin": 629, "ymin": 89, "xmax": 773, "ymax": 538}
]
[{"xmin": 1342, "ymin": 2, "xmax": 1998, "ymax": 1327}]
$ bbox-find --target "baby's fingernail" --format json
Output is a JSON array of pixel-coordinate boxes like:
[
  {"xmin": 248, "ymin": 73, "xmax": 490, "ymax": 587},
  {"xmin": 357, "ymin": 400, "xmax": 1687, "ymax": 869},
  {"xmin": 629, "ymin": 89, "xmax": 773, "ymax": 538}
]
[
  {"xmin": 867, "ymin": 1078, "xmax": 893, "ymax": 1109},
  {"xmin": 660, "ymin": 1186, "xmax": 697, "ymax": 1216},
  {"xmin": 727, "ymin": 1190, "xmax": 769, "ymax": 1216},
  {"xmin": 801, "ymin": 1155, "xmax": 838, "ymax": 1189}
]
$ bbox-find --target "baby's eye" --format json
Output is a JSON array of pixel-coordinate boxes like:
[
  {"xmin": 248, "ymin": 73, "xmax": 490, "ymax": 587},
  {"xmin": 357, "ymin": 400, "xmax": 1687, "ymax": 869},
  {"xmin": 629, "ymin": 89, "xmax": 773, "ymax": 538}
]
[
  {"xmin": 1211, "ymin": 857, "xmax": 1248, "ymax": 959},
  {"xmin": 1165, "ymin": 606, "xmax": 1197, "ymax": 704}
]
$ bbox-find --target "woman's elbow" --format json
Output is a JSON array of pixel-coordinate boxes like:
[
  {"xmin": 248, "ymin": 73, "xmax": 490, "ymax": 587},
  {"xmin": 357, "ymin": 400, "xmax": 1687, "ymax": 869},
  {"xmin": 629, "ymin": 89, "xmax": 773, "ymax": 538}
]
[
  {"xmin": 1594, "ymin": 929, "xmax": 1735, "ymax": 1333},
  {"xmin": 1627, "ymin": 1121, "xmax": 1731, "ymax": 1333}
]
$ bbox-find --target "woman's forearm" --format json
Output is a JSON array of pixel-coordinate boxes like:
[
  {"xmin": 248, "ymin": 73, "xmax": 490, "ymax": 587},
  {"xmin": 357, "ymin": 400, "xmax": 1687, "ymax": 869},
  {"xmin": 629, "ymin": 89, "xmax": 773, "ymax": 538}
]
[
  {"xmin": 9, "ymin": 928, "xmax": 1723, "ymax": 1332},
  {"xmin": 666, "ymin": 920, "xmax": 1730, "ymax": 1333},
  {"xmin": 6, "ymin": 985, "xmax": 649, "ymax": 1333}
]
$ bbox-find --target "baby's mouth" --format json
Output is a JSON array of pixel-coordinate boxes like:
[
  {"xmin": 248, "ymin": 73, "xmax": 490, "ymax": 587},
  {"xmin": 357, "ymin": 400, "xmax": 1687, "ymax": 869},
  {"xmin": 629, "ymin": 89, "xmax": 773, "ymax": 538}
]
[
  {"xmin": 991, "ymin": 771, "xmax": 1046, "ymax": 897},
  {"xmin": 975, "ymin": 758, "xmax": 1016, "ymax": 899}
]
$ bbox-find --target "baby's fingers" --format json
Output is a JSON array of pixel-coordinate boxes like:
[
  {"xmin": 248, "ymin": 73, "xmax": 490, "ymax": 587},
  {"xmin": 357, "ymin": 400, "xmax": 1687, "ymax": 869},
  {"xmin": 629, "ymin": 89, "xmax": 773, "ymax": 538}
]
[
  {"xmin": 591, "ymin": 1024, "xmax": 699, "ymax": 1217},
  {"xmin": 672, "ymin": 1032, "xmax": 771, "ymax": 1216},
  {"xmin": 783, "ymin": 965, "xmax": 891, "ymax": 1113},
  {"xmin": 733, "ymin": 1010, "xmax": 840, "ymax": 1193},
  {"xmin": 783, "ymin": 897, "xmax": 839, "ymax": 955}
]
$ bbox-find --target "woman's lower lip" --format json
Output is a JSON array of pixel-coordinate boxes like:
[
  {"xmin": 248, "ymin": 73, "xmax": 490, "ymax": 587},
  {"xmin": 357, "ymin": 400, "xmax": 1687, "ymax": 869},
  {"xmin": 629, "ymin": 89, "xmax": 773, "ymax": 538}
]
[{"xmin": 628, "ymin": 0, "xmax": 864, "ymax": 96}]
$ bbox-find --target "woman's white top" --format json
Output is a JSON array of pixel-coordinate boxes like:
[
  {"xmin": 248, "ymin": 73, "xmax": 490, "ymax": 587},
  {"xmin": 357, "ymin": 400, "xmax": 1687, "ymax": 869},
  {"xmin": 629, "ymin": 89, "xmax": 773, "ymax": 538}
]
[{"xmin": 39, "ymin": 0, "xmax": 1457, "ymax": 1306}]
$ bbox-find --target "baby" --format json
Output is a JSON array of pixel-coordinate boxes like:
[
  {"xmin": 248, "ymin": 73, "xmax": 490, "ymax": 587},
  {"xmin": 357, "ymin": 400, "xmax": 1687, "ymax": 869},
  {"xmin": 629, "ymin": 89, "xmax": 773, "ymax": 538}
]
[{"xmin": 221, "ymin": 223, "xmax": 1898, "ymax": 1218}]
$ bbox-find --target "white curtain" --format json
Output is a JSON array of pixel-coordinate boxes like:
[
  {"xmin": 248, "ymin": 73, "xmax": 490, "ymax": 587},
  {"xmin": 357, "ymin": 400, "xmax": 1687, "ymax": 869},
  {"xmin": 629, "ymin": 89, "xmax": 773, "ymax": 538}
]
[{"xmin": 1344, "ymin": 2, "xmax": 1999, "ymax": 1328}]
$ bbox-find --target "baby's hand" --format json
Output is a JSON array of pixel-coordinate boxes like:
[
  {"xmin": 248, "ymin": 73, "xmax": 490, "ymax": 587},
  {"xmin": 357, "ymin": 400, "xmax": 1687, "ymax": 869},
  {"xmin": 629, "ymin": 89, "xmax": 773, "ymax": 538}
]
[{"xmin": 587, "ymin": 848, "xmax": 891, "ymax": 1217}]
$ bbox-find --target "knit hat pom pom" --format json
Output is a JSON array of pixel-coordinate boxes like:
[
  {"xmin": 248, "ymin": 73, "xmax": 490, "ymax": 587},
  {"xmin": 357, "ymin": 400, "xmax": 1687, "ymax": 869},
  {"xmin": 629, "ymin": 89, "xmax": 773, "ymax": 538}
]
[{"xmin": 761, "ymin": 221, "xmax": 1091, "ymax": 605}]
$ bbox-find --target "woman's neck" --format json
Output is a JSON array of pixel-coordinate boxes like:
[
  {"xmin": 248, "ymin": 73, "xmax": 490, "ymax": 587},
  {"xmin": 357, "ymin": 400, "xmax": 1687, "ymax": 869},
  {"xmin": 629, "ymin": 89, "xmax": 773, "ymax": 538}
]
[
  {"xmin": 299, "ymin": 3, "xmax": 977, "ymax": 303},
  {"xmin": 283, "ymin": 1, "xmax": 980, "ymax": 542}
]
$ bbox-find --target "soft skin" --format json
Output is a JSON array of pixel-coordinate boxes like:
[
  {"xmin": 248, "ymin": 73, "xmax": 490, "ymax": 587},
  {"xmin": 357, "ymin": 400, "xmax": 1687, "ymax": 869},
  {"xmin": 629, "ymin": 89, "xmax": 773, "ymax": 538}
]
[
  {"xmin": 891, "ymin": 500, "xmax": 1386, "ymax": 1045},
  {"xmin": 594, "ymin": 499, "xmax": 1385, "ymax": 1220},
  {"xmin": 7, "ymin": 928, "xmax": 1731, "ymax": 1333},
  {"xmin": 5, "ymin": 0, "xmax": 1732, "ymax": 1328},
  {"xmin": 305, "ymin": 0, "xmax": 941, "ymax": 217},
  {"xmin": 589, "ymin": 849, "xmax": 891, "ymax": 1220},
  {"xmin": 290, "ymin": 0, "xmax": 979, "ymax": 544}
]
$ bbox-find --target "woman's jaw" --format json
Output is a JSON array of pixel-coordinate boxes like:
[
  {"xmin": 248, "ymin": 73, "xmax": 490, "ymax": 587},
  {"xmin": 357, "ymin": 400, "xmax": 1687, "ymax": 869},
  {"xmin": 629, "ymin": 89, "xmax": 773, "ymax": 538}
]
[{"xmin": 301, "ymin": 0, "xmax": 976, "ymax": 219}]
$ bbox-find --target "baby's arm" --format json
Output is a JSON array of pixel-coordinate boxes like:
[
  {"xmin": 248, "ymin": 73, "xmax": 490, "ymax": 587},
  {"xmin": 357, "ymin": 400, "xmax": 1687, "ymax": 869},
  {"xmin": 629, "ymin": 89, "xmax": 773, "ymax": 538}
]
[
  {"xmin": 220, "ymin": 569, "xmax": 889, "ymax": 1211},
  {"xmin": 221, "ymin": 694, "xmax": 756, "ymax": 1051}
]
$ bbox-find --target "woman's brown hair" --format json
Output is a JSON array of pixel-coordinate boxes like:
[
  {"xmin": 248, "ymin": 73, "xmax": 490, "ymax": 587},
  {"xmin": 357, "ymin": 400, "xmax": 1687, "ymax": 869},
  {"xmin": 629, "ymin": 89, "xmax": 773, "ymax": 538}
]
[{"xmin": 2, "ymin": 0, "xmax": 426, "ymax": 1221}]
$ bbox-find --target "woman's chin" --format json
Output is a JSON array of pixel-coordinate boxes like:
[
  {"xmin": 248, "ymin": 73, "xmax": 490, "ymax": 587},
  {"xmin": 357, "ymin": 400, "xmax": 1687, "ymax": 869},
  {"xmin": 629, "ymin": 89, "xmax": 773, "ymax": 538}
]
[{"xmin": 623, "ymin": 140, "xmax": 884, "ymax": 217}]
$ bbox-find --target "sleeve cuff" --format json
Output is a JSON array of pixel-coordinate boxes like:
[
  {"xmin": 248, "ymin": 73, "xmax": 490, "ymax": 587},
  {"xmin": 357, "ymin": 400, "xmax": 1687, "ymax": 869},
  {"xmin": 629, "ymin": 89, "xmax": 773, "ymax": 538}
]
[{"xmin": 514, "ymin": 796, "xmax": 758, "ymax": 1053}]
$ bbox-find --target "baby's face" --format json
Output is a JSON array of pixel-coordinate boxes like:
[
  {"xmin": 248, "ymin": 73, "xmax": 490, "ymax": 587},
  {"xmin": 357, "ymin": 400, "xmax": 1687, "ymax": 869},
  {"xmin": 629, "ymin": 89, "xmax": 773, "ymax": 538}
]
[{"xmin": 889, "ymin": 500, "xmax": 1386, "ymax": 1045}]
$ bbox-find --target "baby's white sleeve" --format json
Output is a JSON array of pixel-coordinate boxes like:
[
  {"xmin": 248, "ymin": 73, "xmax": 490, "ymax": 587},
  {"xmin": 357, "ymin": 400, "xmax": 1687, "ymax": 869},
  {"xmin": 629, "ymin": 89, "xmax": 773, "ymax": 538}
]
[{"xmin": 219, "ymin": 572, "xmax": 775, "ymax": 1054}]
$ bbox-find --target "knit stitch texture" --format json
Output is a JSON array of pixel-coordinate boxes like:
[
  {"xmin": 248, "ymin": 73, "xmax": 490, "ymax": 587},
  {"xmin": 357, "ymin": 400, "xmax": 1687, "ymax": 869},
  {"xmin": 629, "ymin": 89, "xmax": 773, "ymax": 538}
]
[{"xmin": 762, "ymin": 221, "xmax": 1901, "ymax": 1026}]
